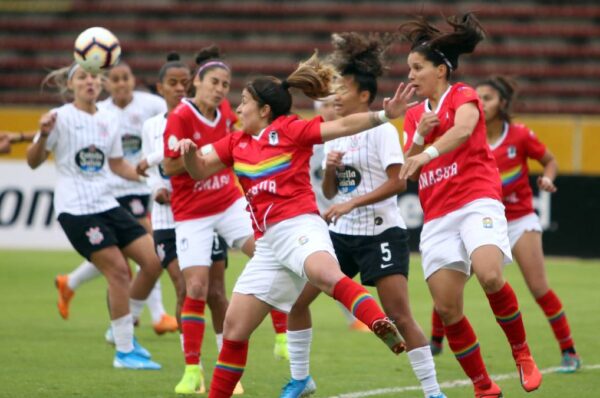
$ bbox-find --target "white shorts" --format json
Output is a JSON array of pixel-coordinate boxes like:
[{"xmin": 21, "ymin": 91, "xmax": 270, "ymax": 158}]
[
  {"xmin": 507, "ymin": 213, "xmax": 542, "ymax": 249},
  {"xmin": 420, "ymin": 198, "xmax": 512, "ymax": 280},
  {"xmin": 233, "ymin": 213, "xmax": 337, "ymax": 313},
  {"xmin": 175, "ymin": 198, "xmax": 253, "ymax": 269}
]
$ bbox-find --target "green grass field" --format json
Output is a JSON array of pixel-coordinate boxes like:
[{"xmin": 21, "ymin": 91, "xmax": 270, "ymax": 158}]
[{"xmin": 1, "ymin": 250, "xmax": 599, "ymax": 398}]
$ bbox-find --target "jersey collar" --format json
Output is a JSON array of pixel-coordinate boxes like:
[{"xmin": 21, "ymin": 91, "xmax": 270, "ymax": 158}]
[
  {"xmin": 488, "ymin": 122, "xmax": 509, "ymax": 151},
  {"xmin": 182, "ymin": 98, "xmax": 221, "ymax": 128},
  {"xmin": 424, "ymin": 84, "xmax": 452, "ymax": 114}
]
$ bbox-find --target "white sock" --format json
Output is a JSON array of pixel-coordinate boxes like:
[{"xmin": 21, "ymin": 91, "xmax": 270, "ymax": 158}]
[
  {"xmin": 288, "ymin": 328, "xmax": 312, "ymax": 380},
  {"xmin": 68, "ymin": 260, "xmax": 101, "ymax": 290},
  {"xmin": 112, "ymin": 314, "xmax": 134, "ymax": 353},
  {"xmin": 180, "ymin": 333, "xmax": 185, "ymax": 352},
  {"xmin": 407, "ymin": 345, "xmax": 441, "ymax": 397},
  {"xmin": 216, "ymin": 333, "xmax": 224, "ymax": 353},
  {"xmin": 146, "ymin": 280, "xmax": 166, "ymax": 323},
  {"xmin": 336, "ymin": 301, "xmax": 357, "ymax": 325},
  {"xmin": 129, "ymin": 298, "xmax": 146, "ymax": 322}
]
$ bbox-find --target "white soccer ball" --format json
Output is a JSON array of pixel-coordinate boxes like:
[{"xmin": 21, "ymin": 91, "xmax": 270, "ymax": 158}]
[{"xmin": 73, "ymin": 27, "xmax": 121, "ymax": 74}]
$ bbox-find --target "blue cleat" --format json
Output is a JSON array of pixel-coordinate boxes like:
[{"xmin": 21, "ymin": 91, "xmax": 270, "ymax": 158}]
[
  {"xmin": 280, "ymin": 376, "xmax": 316, "ymax": 398},
  {"xmin": 132, "ymin": 337, "xmax": 151, "ymax": 359},
  {"xmin": 428, "ymin": 394, "xmax": 447, "ymax": 398},
  {"xmin": 113, "ymin": 351, "xmax": 161, "ymax": 370},
  {"xmin": 556, "ymin": 352, "xmax": 582, "ymax": 373}
]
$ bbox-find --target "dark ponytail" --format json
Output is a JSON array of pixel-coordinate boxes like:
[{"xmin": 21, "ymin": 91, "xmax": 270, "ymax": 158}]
[
  {"xmin": 246, "ymin": 52, "xmax": 337, "ymax": 121},
  {"xmin": 399, "ymin": 13, "xmax": 485, "ymax": 78},
  {"xmin": 158, "ymin": 52, "xmax": 188, "ymax": 81}
]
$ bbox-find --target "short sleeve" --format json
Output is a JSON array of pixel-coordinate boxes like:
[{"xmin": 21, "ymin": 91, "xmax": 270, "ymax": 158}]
[
  {"xmin": 452, "ymin": 85, "xmax": 479, "ymax": 109},
  {"xmin": 151, "ymin": 95, "xmax": 167, "ymax": 116},
  {"xmin": 212, "ymin": 133, "xmax": 235, "ymax": 167},
  {"xmin": 402, "ymin": 109, "xmax": 417, "ymax": 152},
  {"xmin": 163, "ymin": 112, "xmax": 188, "ymax": 159},
  {"xmin": 524, "ymin": 128, "xmax": 547, "ymax": 160},
  {"xmin": 374, "ymin": 123, "xmax": 404, "ymax": 169},
  {"xmin": 288, "ymin": 116, "xmax": 323, "ymax": 147}
]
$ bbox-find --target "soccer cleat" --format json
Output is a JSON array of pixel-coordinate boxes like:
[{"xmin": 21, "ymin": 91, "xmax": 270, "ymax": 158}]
[
  {"xmin": 174, "ymin": 364, "xmax": 206, "ymax": 394},
  {"xmin": 556, "ymin": 352, "xmax": 582, "ymax": 373},
  {"xmin": 233, "ymin": 380, "xmax": 244, "ymax": 395},
  {"xmin": 430, "ymin": 339, "xmax": 443, "ymax": 356},
  {"xmin": 428, "ymin": 394, "xmax": 447, "ymax": 398},
  {"xmin": 132, "ymin": 337, "xmax": 151, "ymax": 359},
  {"xmin": 113, "ymin": 351, "xmax": 161, "ymax": 370},
  {"xmin": 515, "ymin": 353, "xmax": 542, "ymax": 392},
  {"xmin": 371, "ymin": 318, "xmax": 406, "ymax": 354},
  {"xmin": 105, "ymin": 326, "xmax": 115, "ymax": 345},
  {"xmin": 279, "ymin": 375, "xmax": 317, "ymax": 398},
  {"xmin": 55, "ymin": 275, "xmax": 74, "ymax": 320},
  {"xmin": 349, "ymin": 319, "xmax": 370, "ymax": 332},
  {"xmin": 474, "ymin": 381, "xmax": 503, "ymax": 398},
  {"xmin": 273, "ymin": 333, "xmax": 289, "ymax": 360},
  {"xmin": 153, "ymin": 313, "xmax": 179, "ymax": 335}
]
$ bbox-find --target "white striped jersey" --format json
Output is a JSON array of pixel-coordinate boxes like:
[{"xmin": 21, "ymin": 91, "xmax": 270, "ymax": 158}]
[
  {"xmin": 98, "ymin": 91, "xmax": 167, "ymax": 198},
  {"xmin": 323, "ymin": 123, "xmax": 407, "ymax": 236},
  {"xmin": 141, "ymin": 113, "xmax": 174, "ymax": 230},
  {"xmin": 39, "ymin": 103, "xmax": 122, "ymax": 216},
  {"xmin": 309, "ymin": 143, "xmax": 333, "ymax": 213}
]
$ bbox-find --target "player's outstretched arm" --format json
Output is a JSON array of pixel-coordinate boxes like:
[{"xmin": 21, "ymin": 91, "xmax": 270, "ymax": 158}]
[
  {"xmin": 320, "ymin": 83, "xmax": 415, "ymax": 142},
  {"xmin": 174, "ymin": 139, "xmax": 226, "ymax": 180}
]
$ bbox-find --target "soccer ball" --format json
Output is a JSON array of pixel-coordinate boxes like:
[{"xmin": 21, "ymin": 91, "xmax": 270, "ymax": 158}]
[{"xmin": 73, "ymin": 27, "xmax": 121, "ymax": 74}]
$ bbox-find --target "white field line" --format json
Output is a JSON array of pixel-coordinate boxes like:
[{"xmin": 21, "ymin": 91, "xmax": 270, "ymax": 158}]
[{"xmin": 326, "ymin": 364, "xmax": 600, "ymax": 398}]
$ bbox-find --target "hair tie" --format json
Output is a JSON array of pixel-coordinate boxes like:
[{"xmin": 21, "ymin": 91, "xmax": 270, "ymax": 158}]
[{"xmin": 281, "ymin": 79, "xmax": 290, "ymax": 90}]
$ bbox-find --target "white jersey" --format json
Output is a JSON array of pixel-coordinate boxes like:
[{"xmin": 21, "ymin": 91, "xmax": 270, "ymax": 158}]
[
  {"xmin": 309, "ymin": 144, "xmax": 333, "ymax": 213},
  {"xmin": 98, "ymin": 91, "xmax": 167, "ymax": 198},
  {"xmin": 323, "ymin": 122, "xmax": 406, "ymax": 235},
  {"xmin": 40, "ymin": 103, "xmax": 122, "ymax": 216},
  {"xmin": 141, "ymin": 113, "xmax": 175, "ymax": 230}
]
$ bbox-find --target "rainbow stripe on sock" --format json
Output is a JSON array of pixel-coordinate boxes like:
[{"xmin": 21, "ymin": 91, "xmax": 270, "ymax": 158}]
[
  {"xmin": 495, "ymin": 309, "xmax": 521, "ymax": 324},
  {"xmin": 215, "ymin": 360, "xmax": 245, "ymax": 373},
  {"xmin": 350, "ymin": 292, "xmax": 372, "ymax": 316},
  {"xmin": 454, "ymin": 340, "xmax": 480, "ymax": 359},
  {"xmin": 547, "ymin": 310, "xmax": 565, "ymax": 324},
  {"xmin": 181, "ymin": 312, "xmax": 205, "ymax": 324}
]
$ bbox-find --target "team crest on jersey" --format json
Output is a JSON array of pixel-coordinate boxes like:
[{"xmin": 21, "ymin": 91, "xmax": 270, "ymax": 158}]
[
  {"xmin": 130, "ymin": 114, "xmax": 141, "ymax": 126},
  {"xmin": 482, "ymin": 217, "xmax": 493, "ymax": 229},
  {"xmin": 298, "ymin": 235, "xmax": 309, "ymax": 245},
  {"xmin": 226, "ymin": 119, "xmax": 233, "ymax": 132},
  {"xmin": 193, "ymin": 131, "xmax": 202, "ymax": 141},
  {"xmin": 86, "ymin": 227, "xmax": 104, "ymax": 245},
  {"xmin": 167, "ymin": 134, "xmax": 178, "ymax": 150},
  {"xmin": 507, "ymin": 146, "xmax": 517, "ymax": 159},
  {"xmin": 97, "ymin": 121, "xmax": 109, "ymax": 137},
  {"xmin": 156, "ymin": 243, "xmax": 166, "ymax": 262},
  {"xmin": 268, "ymin": 130, "xmax": 279, "ymax": 146}
]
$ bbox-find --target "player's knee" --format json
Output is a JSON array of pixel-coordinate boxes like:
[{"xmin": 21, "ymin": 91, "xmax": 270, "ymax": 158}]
[
  {"xmin": 477, "ymin": 270, "xmax": 504, "ymax": 293},
  {"xmin": 186, "ymin": 280, "xmax": 208, "ymax": 300},
  {"xmin": 206, "ymin": 284, "xmax": 227, "ymax": 306},
  {"xmin": 434, "ymin": 303, "xmax": 462, "ymax": 325}
]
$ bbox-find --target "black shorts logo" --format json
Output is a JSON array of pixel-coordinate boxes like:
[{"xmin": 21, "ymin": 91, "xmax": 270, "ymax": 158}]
[
  {"xmin": 75, "ymin": 145, "xmax": 105, "ymax": 173},
  {"xmin": 336, "ymin": 165, "xmax": 361, "ymax": 194},
  {"xmin": 122, "ymin": 134, "xmax": 142, "ymax": 156}
]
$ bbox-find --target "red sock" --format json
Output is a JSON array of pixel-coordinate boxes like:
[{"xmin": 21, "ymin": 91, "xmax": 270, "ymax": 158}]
[
  {"xmin": 208, "ymin": 339, "xmax": 248, "ymax": 398},
  {"xmin": 181, "ymin": 297, "xmax": 206, "ymax": 365},
  {"xmin": 445, "ymin": 316, "xmax": 491, "ymax": 389},
  {"xmin": 270, "ymin": 310, "xmax": 288, "ymax": 334},
  {"xmin": 486, "ymin": 282, "xmax": 529, "ymax": 356},
  {"xmin": 431, "ymin": 308, "xmax": 445, "ymax": 343},
  {"xmin": 333, "ymin": 276, "xmax": 385, "ymax": 329},
  {"xmin": 536, "ymin": 289, "xmax": 574, "ymax": 352}
]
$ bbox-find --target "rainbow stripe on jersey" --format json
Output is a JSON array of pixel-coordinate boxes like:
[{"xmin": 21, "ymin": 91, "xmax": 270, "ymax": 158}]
[
  {"xmin": 234, "ymin": 153, "xmax": 292, "ymax": 179},
  {"xmin": 500, "ymin": 165, "xmax": 522, "ymax": 186}
]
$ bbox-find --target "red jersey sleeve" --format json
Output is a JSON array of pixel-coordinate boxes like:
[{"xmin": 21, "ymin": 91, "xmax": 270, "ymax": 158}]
[
  {"xmin": 212, "ymin": 133, "xmax": 235, "ymax": 167},
  {"xmin": 524, "ymin": 128, "xmax": 547, "ymax": 160},
  {"xmin": 163, "ymin": 112, "xmax": 188, "ymax": 159},
  {"xmin": 452, "ymin": 85, "xmax": 480, "ymax": 109},
  {"xmin": 288, "ymin": 116, "xmax": 324, "ymax": 147},
  {"xmin": 402, "ymin": 109, "xmax": 417, "ymax": 152}
]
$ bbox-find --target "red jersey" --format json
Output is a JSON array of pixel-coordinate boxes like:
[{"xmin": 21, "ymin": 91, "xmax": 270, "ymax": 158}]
[
  {"xmin": 164, "ymin": 98, "xmax": 242, "ymax": 221},
  {"xmin": 213, "ymin": 115, "xmax": 323, "ymax": 238},
  {"xmin": 490, "ymin": 122, "xmax": 546, "ymax": 221},
  {"xmin": 403, "ymin": 83, "xmax": 502, "ymax": 222}
]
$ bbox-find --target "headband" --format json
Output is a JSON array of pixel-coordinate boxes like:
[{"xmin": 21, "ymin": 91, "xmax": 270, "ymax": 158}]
[
  {"xmin": 485, "ymin": 80, "xmax": 510, "ymax": 102},
  {"xmin": 197, "ymin": 61, "xmax": 230, "ymax": 76},
  {"xmin": 67, "ymin": 63, "xmax": 81, "ymax": 80},
  {"xmin": 420, "ymin": 41, "xmax": 454, "ymax": 72}
]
